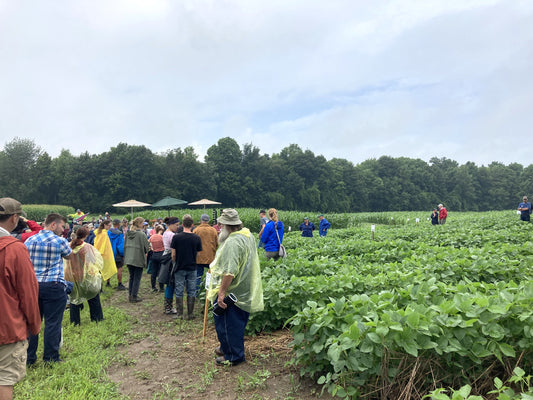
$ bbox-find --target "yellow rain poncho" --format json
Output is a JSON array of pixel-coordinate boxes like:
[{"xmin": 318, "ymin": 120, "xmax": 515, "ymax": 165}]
[
  {"xmin": 208, "ymin": 228, "xmax": 264, "ymax": 313},
  {"xmin": 63, "ymin": 242, "xmax": 103, "ymax": 305},
  {"xmin": 94, "ymin": 229, "xmax": 117, "ymax": 281}
]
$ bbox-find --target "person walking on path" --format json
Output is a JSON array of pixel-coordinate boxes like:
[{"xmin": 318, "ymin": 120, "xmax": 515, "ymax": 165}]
[
  {"xmin": 124, "ymin": 217, "xmax": 150, "ymax": 303},
  {"xmin": 0, "ymin": 198, "xmax": 40, "ymax": 400},
  {"xmin": 208, "ymin": 208, "xmax": 264, "ymax": 366},
  {"xmin": 171, "ymin": 215, "xmax": 202, "ymax": 319},
  {"xmin": 518, "ymin": 196, "xmax": 531, "ymax": 222},
  {"xmin": 438, "ymin": 204, "xmax": 447, "ymax": 225},
  {"xmin": 299, "ymin": 217, "xmax": 316, "ymax": 237},
  {"xmin": 94, "ymin": 220, "xmax": 117, "ymax": 287},
  {"xmin": 194, "ymin": 214, "xmax": 218, "ymax": 295},
  {"xmin": 261, "ymin": 208, "xmax": 284, "ymax": 261},
  {"xmin": 108, "ymin": 219, "xmax": 126, "ymax": 290},
  {"xmin": 318, "ymin": 214, "xmax": 331, "ymax": 237},
  {"xmin": 25, "ymin": 213, "xmax": 73, "ymax": 365}
]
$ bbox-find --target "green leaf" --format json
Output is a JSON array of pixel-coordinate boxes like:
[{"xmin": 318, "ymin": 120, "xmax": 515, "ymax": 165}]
[
  {"xmin": 376, "ymin": 325, "xmax": 389, "ymax": 336},
  {"xmin": 407, "ymin": 311, "xmax": 420, "ymax": 329},
  {"xmin": 312, "ymin": 342, "xmax": 324, "ymax": 353},
  {"xmin": 367, "ymin": 332, "xmax": 381, "ymax": 344},
  {"xmin": 402, "ymin": 340, "xmax": 418, "ymax": 357},
  {"xmin": 455, "ymin": 384, "xmax": 471, "ymax": 398},
  {"xmin": 494, "ymin": 377, "xmax": 503, "ymax": 389},
  {"xmin": 498, "ymin": 343, "xmax": 515, "ymax": 357}
]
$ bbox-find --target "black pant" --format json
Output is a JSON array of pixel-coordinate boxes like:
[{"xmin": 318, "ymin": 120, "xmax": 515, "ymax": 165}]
[
  {"xmin": 70, "ymin": 293, "xmax": 104, "ymax": 325},
  {"xmin": 150, "ymin": 251, "xmax": 164, "ymax": 289},
  {"xmin": 128, "ymin": 265, "xmax": 143, "ymax": 297}
]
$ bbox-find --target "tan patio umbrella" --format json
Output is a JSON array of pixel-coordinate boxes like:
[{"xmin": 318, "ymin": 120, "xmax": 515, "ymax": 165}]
[
  {"xmin": 187, "ymin": 198, "xmax": 222, "ymax": 209},
  {"xmin": 112, "ymin": 199, "xmax": 151, "ymax": 220}
]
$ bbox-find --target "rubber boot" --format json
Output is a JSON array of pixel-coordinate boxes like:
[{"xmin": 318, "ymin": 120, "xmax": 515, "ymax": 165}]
[
  {"xmin": 130, "ymin": 295, "xmax": 142, "ymax": 303},
  {"xmin": 186, "ymin": 297, "xmax": 196, "ymax": 320},
  {"xmin": 164, "ymin": 298, "xmax": 172, "ymax": 314},
  {"xmin": 174, "ymin": 297, "xmax": 183, "ymax": 319}
]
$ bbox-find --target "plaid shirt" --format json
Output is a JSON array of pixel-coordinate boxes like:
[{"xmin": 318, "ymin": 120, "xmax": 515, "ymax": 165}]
[{"xmin": 25, "ymin": 230, "xmax": 72, "ymax": 284}]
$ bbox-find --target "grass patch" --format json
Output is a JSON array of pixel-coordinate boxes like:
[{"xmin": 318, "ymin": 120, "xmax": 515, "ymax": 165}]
[{"xmin": 14, "ymin": 306, "xmax": 131, "ymax": 399}]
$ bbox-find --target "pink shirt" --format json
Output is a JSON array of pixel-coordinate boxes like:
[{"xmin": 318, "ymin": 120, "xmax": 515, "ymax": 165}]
[
  {"xmin": 162, "ymin": 230, "xmax": 174, "ymax": 251},
  {"xmin": 149, "ymin": 234, "xmax": 164, "ymax": 252}
]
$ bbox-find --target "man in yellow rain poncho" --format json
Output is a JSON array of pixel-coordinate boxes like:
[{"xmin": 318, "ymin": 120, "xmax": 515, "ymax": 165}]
[
  {"xmin": 93, "ymin": 220, "xmax": 117, "ymax": 285},
  {"xmin": 208, "ymin": 208, "xmax": 263, "ymax": 366}
]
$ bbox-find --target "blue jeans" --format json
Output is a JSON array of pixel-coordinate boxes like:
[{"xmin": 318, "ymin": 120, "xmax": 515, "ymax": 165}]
[
  {"xmin": 214, "ymin": 302, "xmax": 250, "ymax": 363},
  {"xmin": 27, "ymin": 282, "xmax": 67, "ymax": 363},
  {"xmin": 196, "ymin": 264, "xmax": 208, "ymax": 296},
  {"xmin": 174, "ymin": 269, "xmax": 197, "ymax": 298}
]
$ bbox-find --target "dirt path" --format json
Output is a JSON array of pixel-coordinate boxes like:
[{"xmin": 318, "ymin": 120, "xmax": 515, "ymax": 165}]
[{"xmin": 105, "ymin": 281, "xmax": 333, "ymax": 400}]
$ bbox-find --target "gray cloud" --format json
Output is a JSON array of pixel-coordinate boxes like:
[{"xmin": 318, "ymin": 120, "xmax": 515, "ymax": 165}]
[{"xmin": 0, "ymin": 0, "xmax": 531, "ymax": 166}]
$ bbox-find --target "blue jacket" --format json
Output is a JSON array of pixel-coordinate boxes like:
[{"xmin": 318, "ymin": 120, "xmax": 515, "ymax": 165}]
[
  {"xmin": 318, "ymin": 218, "xmax": 331, "ymax": 236},
  {"xmin": 262, "ymin": 220, "xmax": 284, "ymax": 252},
  {"xmin": 85, "ymin": 230, "xmax": 95, "ymax": 245},
  {"xmin": 299, "ymin": 222, "xmax": 315, "ymax": 237},
  {"xmin": 108, "ymin": 228, "xmax": 125, "ymax": 261}
]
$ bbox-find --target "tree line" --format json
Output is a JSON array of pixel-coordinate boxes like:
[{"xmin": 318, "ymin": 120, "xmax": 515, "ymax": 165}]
[{"xmin": 0, "ymin": 137, "xmax": 531, "ymax": 213}]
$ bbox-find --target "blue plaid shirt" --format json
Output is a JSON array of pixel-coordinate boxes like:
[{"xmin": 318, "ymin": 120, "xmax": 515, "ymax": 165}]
[{"xmin": 25, "ymin": 230, "xmax": 72, "ymax": 284}]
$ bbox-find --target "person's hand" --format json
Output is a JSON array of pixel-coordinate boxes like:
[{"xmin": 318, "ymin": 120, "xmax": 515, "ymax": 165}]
[{"xmin": 217, "ymin": 292, "xmax": 227, "ymax": 309}]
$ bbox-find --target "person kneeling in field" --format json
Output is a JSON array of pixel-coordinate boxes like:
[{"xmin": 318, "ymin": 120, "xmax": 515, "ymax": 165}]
[{"xmin": 208, "ymin": 208, "xmax": 264, "ymax": 366}]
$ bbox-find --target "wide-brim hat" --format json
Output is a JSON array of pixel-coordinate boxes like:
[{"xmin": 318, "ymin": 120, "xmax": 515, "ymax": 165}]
[{"xmin": 217, "ymin": 208, "xmax": 242, "ymax": 225}]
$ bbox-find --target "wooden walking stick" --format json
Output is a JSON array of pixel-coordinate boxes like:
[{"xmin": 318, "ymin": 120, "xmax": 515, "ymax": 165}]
[
  {"xmin": 202, "ymin": 271, "xmax": 211, "ymax": 338},
  {"xmin": 202, "ymin": 290, "xmax": 209, "ymax": 337}
]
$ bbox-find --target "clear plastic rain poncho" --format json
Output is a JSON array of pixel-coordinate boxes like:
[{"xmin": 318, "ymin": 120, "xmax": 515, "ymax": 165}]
[
  {"xmin": 64, "ymin": 242, "xmax": 104, "ymax": 305},
  {"xmin": 208, "ymin": 228, "xmax": 264, "ymax": 313}
]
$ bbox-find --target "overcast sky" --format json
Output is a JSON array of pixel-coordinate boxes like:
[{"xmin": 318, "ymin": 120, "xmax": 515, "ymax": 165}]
[{"xmin": 1, "ymin": 0, "xmax": 532, "ymax": 166}]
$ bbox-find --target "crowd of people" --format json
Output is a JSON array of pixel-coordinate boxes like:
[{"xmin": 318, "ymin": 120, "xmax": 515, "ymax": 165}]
[
  {"xmin": 9, "ymin": 193, "xmax": 532, "ymax": 395},
  {"xmin": 3, "ymin": 197, "xmax": 331, "ymax": 397}
]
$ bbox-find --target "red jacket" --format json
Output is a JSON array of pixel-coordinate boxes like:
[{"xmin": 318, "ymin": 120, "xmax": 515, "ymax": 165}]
[
  {"xmin": 21, "ymin": 219, "xmax": 43, "ymax": 243},
  {"xmin": 439, "ymin": 207, "xmax": 447, "ymax": 220},
  {"xmin": 0, "ymin": 235, "xmax": 41, "ymax": 344}
]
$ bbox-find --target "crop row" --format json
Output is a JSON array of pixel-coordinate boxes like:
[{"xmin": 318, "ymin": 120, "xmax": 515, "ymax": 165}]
[{"xmin": 250, "ymin": 211, "xmax": 533, "ymax": 399}]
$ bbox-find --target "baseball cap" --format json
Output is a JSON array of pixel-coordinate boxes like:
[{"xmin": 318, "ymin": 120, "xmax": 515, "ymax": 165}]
[{"xmin": 0, "ymin": 198, "xmax": 27, "ymax": 217}]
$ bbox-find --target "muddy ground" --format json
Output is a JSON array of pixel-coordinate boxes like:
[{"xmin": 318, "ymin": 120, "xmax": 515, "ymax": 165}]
[{"xmin": 105, "ymin": 282, "xmax": 334, "ymax": 400}]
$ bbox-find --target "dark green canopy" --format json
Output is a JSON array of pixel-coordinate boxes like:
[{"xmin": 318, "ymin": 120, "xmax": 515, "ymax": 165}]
[{"xmin": 151, "ymin": 196, "xmax": 187, "ymax": 216}]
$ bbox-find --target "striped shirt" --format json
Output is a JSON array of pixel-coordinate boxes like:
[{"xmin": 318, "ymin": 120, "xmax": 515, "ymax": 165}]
[{"xmin": 25, "ymin": 230, "xmax": 72, "ymax": 284}]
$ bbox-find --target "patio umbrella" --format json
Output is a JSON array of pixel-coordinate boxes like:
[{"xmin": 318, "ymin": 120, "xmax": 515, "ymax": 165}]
[
  {"xmin": 151, "ymin": 196, "xmax": 188, "ymax": 216},
  {"xmin": 188, "ymin": 198, "xmax": 222, "ymax": 209},
  {"xmin": 112, "ymin": 199, "xmax": 151, "ymax": 220}
]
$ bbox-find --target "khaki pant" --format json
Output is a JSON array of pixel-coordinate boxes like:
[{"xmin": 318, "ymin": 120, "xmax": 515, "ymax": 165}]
[{"xmin": 0, "ymin": 340, "xmax": 28, "ymax": 385}]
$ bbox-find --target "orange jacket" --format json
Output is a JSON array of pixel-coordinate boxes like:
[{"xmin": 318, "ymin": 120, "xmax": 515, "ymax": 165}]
[{"xmin": 0, "ymin": 235, "xmax": 41, "ymax": 344}]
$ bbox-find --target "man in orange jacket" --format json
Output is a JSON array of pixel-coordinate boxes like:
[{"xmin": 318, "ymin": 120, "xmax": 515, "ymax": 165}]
[{"xmin": 0, "ymin": 198, "xmax": 40, "ymax": 400}]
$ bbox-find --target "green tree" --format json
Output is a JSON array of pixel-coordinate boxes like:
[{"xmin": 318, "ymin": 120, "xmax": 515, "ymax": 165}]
[
  {"xmin": 205, "ymin": 137, "xmax": 243, "ymax": 206},
  {"xmin": 0, "ymin": 137, "xmax": 42, "ymax": 201}
]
